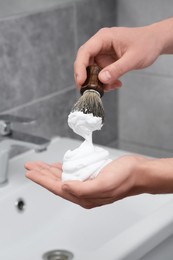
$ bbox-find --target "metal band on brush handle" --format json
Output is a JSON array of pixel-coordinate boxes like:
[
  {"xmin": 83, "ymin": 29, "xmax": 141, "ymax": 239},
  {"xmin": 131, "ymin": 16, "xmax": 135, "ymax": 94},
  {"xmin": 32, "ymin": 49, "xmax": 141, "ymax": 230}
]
[{"xmin": 80, "ymin": 64, "xmax": 104, "ymax": 97}]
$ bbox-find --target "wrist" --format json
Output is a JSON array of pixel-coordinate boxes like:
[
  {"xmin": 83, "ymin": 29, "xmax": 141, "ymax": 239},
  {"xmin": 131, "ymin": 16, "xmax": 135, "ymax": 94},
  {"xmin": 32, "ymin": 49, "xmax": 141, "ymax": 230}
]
[
  {"xmin": 136, "ymin": 158, "xmax": 173, "ymax": 195},
  {"xmin": 150, "ymin": 17, "xmax": 173, "ymax": 55},
  {"xmin": 132, "ymin": 158, "xmax": 151, "ymax": 194}
]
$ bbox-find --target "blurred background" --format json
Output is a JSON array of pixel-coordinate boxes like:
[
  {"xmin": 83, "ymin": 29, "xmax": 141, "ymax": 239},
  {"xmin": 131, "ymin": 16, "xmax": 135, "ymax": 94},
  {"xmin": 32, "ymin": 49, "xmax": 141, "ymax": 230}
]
[{"xmin": 0, "ymin": 0, "xmax": 173, "ymax": 158}]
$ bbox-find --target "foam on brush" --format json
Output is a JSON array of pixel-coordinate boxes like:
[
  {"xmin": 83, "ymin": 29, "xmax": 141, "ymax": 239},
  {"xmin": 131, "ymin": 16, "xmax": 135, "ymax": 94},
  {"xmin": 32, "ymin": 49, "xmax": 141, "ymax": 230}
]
[
  {"xmin": 71, "ymin": 89, "xmax": 105, "ymax": 123},
  {"xmin": 72, "ymin": 64, "xmax": 105, "ymax": 122}
]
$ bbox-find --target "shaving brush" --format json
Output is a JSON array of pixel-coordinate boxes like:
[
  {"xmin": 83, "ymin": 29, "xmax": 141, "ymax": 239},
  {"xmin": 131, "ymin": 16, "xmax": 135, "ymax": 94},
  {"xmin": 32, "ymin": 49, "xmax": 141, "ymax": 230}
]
[{"xmin": 71, "ymin": 64, "xmax": 105, "ymax": 122}]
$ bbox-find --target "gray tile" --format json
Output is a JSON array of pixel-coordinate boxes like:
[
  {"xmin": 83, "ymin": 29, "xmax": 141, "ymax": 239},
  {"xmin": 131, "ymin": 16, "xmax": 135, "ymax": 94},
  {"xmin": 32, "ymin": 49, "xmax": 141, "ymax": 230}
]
[
  {"xmin": 93, "ymin": 90, "xmax": 118, "ymax": 146},
  {"xmin": 116, "ymin": 0, "xmax": 173, "ymax": 77},
  {"xmin": 11, "ymin": 88, "xmax": 79, "ymax": 140},
  {"xmin": 118, "ymin": 140, "xmax": 173, "ymax": 158},
  {"xmin": 142, "ymin": 55, "xmax": 173, "ymax": 78},
  {"xmin": 118, "ymin": 72, "xmax": 173, "ymax": 151},
  {"xmin": 0, "ymin": 6, "xmax": 75, "ymax": 112},
  {"xmin": 0, "ymin": 0, "xmax": 75, "ymax": 19},
  {"xmin": 117, "ymin": 0, "xmax": 173, "ymax": 27},
  {"xmin": 76, "ymin": 0, "xmax": 116, "ymax": 47},
  {"xmin": 106, "ymin": 139, "xmax": 119, "ymax": 149}
]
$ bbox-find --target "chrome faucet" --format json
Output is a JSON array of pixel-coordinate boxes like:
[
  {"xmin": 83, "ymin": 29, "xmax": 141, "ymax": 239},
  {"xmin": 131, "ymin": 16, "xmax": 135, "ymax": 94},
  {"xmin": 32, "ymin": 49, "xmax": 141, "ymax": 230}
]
[{"xmin": 0, "ymin": 114, "xmax": 50, "ymax": 186}]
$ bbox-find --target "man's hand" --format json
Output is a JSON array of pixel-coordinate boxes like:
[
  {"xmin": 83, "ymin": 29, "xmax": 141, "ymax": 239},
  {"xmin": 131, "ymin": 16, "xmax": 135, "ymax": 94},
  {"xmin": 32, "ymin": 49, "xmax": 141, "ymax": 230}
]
[
  {"xmin": 74, "ymin": 25, "xmax": 162, "ymax": 91},
  {"xmin": 25, "ymin": 155, "xmax": 149, "ymax": 209}
]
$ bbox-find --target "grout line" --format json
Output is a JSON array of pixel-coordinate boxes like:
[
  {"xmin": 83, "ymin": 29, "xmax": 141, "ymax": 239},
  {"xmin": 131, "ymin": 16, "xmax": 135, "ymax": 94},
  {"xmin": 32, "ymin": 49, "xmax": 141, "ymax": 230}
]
[
  {"xmin": 0, "ymin": 0, "xmax": 84, "ymax": 21},
  {"xmin": 0, "ymin": 85, "xmax": 76, "ymax": 115},
  {"xmin": 118, "ymin": 138, "xmax": 173, "ymax": 154},
  {"xmin": 73, "ymin": 1, "xmax": 78, "ymax": 53},
  {"xmin": 130, "ymin": 70, "xmax": 173, "ymax": 80},
  {"xmin": 72, "ymin": 2, "xmax": 81, "ymax": 101}
]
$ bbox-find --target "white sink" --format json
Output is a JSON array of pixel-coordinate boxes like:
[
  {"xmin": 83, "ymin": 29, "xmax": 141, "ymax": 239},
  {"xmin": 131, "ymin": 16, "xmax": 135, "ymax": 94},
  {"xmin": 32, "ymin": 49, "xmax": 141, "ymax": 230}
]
[{"xmin": 0, "ymin": 137, "xmax": 173, "ymax": 260}]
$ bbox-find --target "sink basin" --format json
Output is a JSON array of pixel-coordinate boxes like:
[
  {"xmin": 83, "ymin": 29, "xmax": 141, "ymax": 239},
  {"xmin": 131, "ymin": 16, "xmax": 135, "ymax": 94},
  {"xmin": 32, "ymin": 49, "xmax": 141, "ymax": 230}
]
[{"xmin": 0, "ymin": 137, "xmax": 173, "ymax": 260}]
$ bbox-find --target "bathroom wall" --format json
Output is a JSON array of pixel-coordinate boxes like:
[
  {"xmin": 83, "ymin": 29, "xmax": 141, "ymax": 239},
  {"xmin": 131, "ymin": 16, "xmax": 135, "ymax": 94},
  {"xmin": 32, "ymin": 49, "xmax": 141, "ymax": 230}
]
[
  {"xmin": 115, "ymin": 0, "xmax": 173, "ymax": 157},
  {"xmin": 0, "ymin": 0, "xmax": 118, "ymax": 155},
  {"xmin": 2, "ymin": 0, "xmax": 172, "ymax": 158}
]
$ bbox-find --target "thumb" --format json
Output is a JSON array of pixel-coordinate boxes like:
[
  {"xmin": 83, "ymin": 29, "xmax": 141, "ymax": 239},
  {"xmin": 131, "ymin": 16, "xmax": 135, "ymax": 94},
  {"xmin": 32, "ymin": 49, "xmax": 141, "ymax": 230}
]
[
  {"xmin": 62, "ymin": 180, "xmax": 82, "ymax": 195},
  {"xmin": 62, "ymin": 179, "xmax": 98, "ymax": 197},
  {"xmin": 99, "ymin": 51, "xmax": 136, "ymax": 84}
]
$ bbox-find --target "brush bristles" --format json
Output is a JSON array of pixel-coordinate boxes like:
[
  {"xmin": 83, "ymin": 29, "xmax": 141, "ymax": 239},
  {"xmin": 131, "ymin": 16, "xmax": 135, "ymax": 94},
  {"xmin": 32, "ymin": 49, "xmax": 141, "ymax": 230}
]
[{"xmin": 72, "ymin": 91, "xmax": 105, "ymax": 122}]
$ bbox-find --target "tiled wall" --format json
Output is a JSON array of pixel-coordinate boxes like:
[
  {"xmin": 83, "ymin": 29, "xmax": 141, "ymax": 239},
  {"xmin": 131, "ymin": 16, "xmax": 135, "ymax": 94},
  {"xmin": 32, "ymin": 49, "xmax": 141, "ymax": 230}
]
[
  {"xmin": 0, "ymin": 0, "xmax": 118, "ymax": 154},
  {"xmin": 2, "ymin": 0, "xmax": 173, "ymax": 158},
  {"xmin": 116, "ymin": 0, "xmax": 173, "ymax": 157}
]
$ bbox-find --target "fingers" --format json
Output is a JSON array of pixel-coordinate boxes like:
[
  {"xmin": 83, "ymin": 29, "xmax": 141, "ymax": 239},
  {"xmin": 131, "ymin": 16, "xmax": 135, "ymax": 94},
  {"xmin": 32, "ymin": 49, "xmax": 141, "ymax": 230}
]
[
  {"xmin": 25, "ymin": 161, "xmax": 50, "ymax": 170},
  {"xmin": 25, "ymin": 167, "xmax": 91, "ymax": 207},
  {"xmin": 74, "ymin": 29, "xmax": 111, "ymax": 87},
  {"xmin": 103, "ymin": 80, "xmax": 122, "ymax": 91},
  {"xmin": 74, "ymin": 28, "xmax": 140, "ymax": 88},
  {"xmin": 25, "ymin": 161, "xmax": 62, "ymax": 180},
  {"xmin": 62, "ymin": 175, "xmax": 111, "ymax": 199},
  {"xmin": 25, "ymin": 162, "xmax": 121, "ymax": 209},
  {"xmin": 25, "ymin": 161, "xmax": 62, "ymax": 171},
  {"xmin": 51, "ymin": 162, "xmax": 62, "ymax": 170},
  {"xmin": 25, "ymin": 161, "xmax": 64, "ymax": 196},
  {"xmin": 98, "ymin": 50, "xmax": 137, "ymax": 85},
  {"xmin": 61, "ymin": 179, "xmax": 120, "ymax": 209},
  {"xmin": 26, "ymin": 169, "xmax": 68, "ymax": 200}
]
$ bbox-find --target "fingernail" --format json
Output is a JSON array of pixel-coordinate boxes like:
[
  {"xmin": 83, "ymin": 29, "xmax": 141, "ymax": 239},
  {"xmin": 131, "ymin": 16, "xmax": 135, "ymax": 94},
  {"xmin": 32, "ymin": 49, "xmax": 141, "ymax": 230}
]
[
  {"xmin": 75, "ymin": 73, "xmax": 84, "ymax": 86},
  {"xmin": 100, "ymin": 70, "xmax": 111, "ymax": 82}
]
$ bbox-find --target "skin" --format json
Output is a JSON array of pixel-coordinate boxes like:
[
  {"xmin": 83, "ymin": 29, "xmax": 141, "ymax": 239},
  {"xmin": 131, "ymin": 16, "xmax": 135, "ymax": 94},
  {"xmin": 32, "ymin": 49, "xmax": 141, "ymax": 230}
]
[
  {"xmin": 25, "ymin": 156, "xmax": 149, "ymax": 209},
  {"xmin": 74, "ymin": 18, "xmax": 173, "ymax": 90},
  {"xmin": 25, "ymin": 17, "xmax": 173, "ymax": 209}
]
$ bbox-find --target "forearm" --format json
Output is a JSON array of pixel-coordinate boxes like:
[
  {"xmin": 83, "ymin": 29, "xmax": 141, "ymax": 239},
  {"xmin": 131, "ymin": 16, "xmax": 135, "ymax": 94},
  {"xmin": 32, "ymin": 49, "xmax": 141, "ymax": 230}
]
[
  {"xmin": 138, "ymin": 158, "xmax": 173, "ymax": 195},
  {"xmin": 150, "ymin": 17, "xmax": 173, "ymax": 54}
]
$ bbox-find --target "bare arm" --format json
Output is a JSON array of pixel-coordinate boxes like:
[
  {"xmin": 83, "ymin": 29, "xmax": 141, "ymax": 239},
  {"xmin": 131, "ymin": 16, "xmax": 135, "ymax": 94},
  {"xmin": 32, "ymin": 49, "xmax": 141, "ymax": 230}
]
[
  {"xmin": 25, "ymin": 155, "xmax": 173, "ymax": 209},
  {"xmin": 154, "ymin": 17, "xmax": 173, "ymax": 54}
]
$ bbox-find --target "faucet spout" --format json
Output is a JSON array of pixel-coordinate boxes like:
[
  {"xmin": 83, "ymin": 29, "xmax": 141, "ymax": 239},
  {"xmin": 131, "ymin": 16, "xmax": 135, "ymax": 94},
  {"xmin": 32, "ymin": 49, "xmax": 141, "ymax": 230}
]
[
  {"xmin": 0, "ymin": 115, "xmax": 50, "ymax": 186},
  {"xmin": 0, "ymin": 131, "xmax": 50, "ymax": 152}
]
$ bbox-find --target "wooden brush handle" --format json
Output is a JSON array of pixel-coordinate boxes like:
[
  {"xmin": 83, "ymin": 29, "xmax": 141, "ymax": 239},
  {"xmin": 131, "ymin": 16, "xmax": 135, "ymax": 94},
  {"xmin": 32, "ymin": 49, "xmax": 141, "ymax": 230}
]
[{"xmin": 80, "ymin": 64, "xmax": 104, "ymax": 97}]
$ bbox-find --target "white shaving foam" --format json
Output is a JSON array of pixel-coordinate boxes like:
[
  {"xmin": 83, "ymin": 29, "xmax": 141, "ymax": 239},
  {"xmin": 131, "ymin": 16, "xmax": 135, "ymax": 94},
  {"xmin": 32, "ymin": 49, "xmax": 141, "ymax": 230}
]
[{"xmin": 62, "ymin": 111, "xmax": 111, "ymax": 181}]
